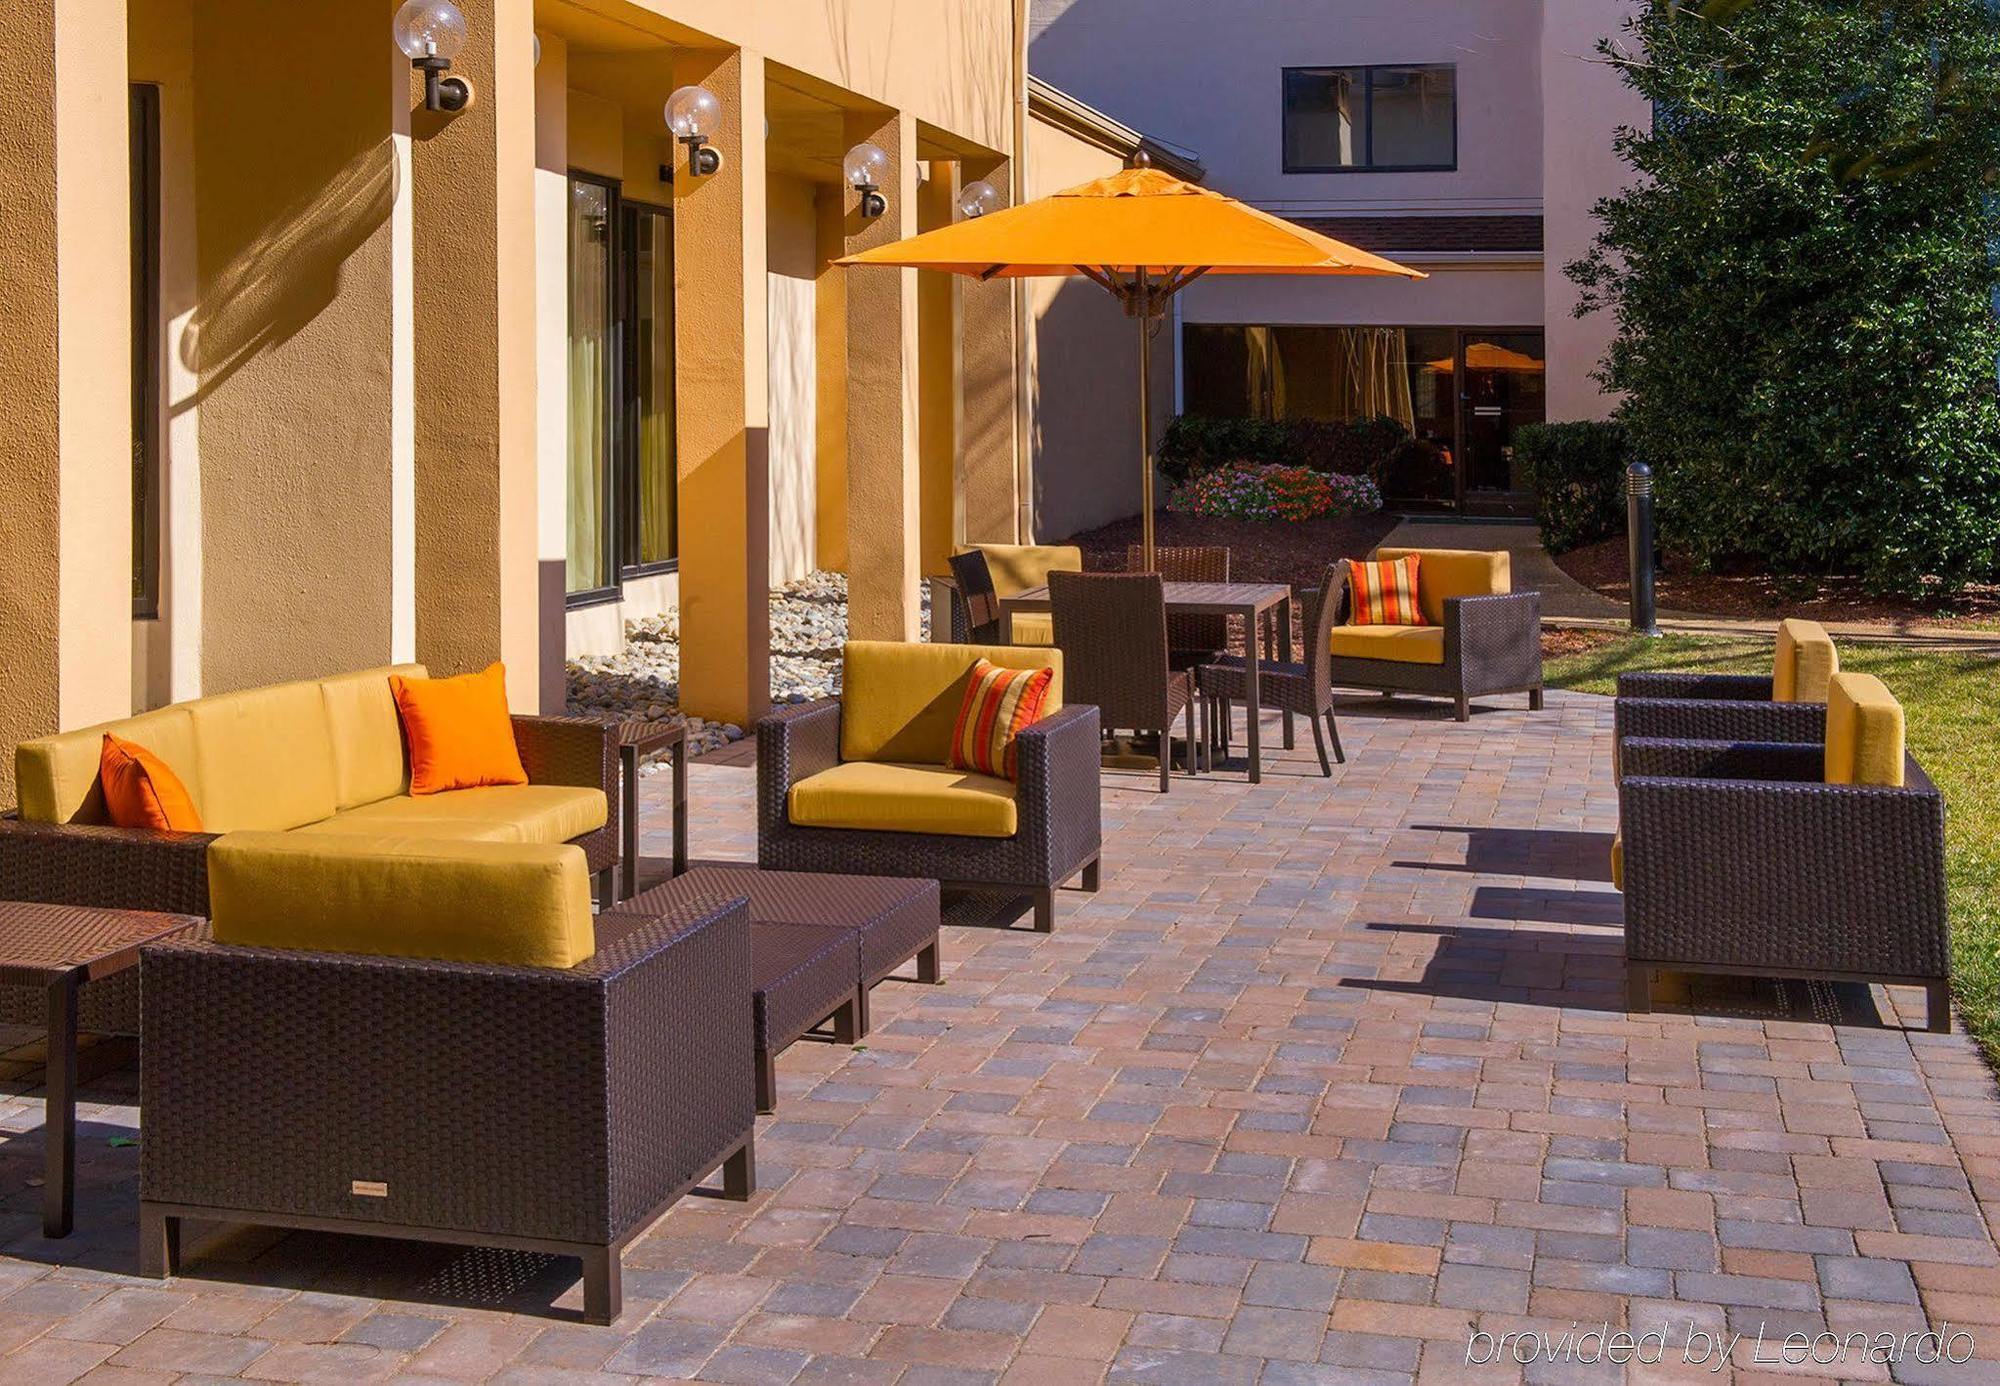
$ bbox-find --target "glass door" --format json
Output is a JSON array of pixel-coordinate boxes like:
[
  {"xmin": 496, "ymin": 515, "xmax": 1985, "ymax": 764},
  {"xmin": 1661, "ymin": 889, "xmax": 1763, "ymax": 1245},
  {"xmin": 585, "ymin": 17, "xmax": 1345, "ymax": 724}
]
[
  {"xmin": 619, "ymin": 202, "xmax": 676, "ymax": 575},
  {"xmin": 566, "ymin": 176, "xmax": 615, "ymax": 599},
  {"xmin": 1456, "ymin": 330, "xmax": 1545, "ymax": 509}
]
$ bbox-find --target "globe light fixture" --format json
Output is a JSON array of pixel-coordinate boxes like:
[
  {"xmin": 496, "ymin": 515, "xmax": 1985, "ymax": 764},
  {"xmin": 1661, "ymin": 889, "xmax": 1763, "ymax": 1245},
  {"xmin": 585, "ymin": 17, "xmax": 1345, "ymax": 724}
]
[
  {"xmin": 666, "ymin": 85, "xmax": 724, "ymax": 176},
  {"xmin": 844, "ymin": 141, "xmax": 889, "ymax": 218},
  {"xmin": 393, "ymin": 0, "xmax": 472, "ymax": 112},
  {"xmin": 956, "ymin": 178, "xmax": 1002, "ymax": 220}
]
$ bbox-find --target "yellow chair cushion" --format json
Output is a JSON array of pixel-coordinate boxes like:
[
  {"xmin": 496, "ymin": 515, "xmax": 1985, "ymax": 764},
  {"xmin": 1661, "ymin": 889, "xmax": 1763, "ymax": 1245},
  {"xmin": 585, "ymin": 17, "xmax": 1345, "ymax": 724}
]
[
  {"xmin": 208, "ymin": 832, "xmax": 594, "ymax": 969},
  {"xmin": 187, "ymin": 682, "xmax": 339, "ymax": 832},
  {"xmin": 840, "ymin": 641, "xmax": 1063, "ymax": 766},
  {"xmin": 1773, "ymin": 619, "xmax": 1838, "ymax": 704},
  {"xmin": 320, "ymin": 664, "xmax": 425, "ymax": 809},
  {"xmin": 15, "ymin": 706, "xmax": 201, "ymax": 825},
  {"xmin": 1610, "ymin": 833, "xmax": 1623, "ymax": 892},
  {"xmin": 295, "ymin": 784, "xmax": 608, "ymax": 845},
  {"xmin": 1824, "ymin": 673, "xmax": 1905, "ymax": 788},
  {"xmin": 974, "ymin": 544, "xmax": 1083, "ymax": 598},
  {"xmin": 1374, "ymin": 547, "xmax": 1509, "ymax": 627},
  {"xmin": 1328, "ymin": 624, "xmax": 1446, "ymax": 666},
  {"xmin": 789, "ymin": 761, "xmax": 1019, "ymax": 838},
  {"xmin": 1010, "ymin": 611, "xmax": 1056, "ymax": 646}
]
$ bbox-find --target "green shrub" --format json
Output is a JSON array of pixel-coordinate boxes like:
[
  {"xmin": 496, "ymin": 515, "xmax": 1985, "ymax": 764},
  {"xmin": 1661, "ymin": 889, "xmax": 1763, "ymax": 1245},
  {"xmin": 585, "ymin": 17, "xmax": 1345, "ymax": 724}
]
[
  {"xmin": 1516, "ymin": 421, "xmax": 1631, "ymax": 554},
  {"xmin": 1157, "ymin": 414, "xmax": 1409, "ymax": 487}
]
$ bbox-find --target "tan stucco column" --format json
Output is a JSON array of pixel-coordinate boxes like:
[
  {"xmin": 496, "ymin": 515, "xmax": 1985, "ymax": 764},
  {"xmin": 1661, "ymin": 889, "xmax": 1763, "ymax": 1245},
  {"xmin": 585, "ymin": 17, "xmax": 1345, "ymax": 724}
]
[
  {"xmin": 916, "ymin": 162, "xmax": 962, "ymax": 577},
  {"xmin": 673, "ymin": 49, "xmax": 771, "ymax": 728},
  {"xmin": 959, "ymin": 156, "xmax": 1019, "ymax": 544},
  {"xmin": 0, "ymin": 0, "xmax": 133, "ymax": 803},
  {"xmin": 408, "ymin": 0, "xmax": 541, "ymax": 708},
  {"xmin": 843, "ymin": 111, "xmax": 923, "ymax": 641}
]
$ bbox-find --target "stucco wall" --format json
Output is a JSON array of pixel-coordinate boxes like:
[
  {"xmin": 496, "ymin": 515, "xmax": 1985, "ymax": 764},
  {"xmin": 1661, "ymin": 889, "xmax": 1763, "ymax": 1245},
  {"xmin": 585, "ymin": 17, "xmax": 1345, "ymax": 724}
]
[{"xmin": 768, "ymin": 173, "xmax": 821, "ymax": 586}]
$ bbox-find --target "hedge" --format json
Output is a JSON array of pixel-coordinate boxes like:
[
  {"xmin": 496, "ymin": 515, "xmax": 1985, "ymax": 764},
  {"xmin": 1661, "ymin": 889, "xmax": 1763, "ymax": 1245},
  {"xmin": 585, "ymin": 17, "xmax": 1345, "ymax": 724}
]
[
  {"xmin": 1157, "ymin": 414, "xmax": 1409, "ymax": 487},
  {"xmin": 1515, "ymin": 421, "xmax": 1630, "ymax": 554}
]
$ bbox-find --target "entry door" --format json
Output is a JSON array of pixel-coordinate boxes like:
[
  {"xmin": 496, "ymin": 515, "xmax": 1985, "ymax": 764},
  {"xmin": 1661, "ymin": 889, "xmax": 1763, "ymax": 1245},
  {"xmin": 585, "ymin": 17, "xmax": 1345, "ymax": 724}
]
[{"xmin": 1456, "ymin": 330, "xmax": 1545, "ymax": 510}]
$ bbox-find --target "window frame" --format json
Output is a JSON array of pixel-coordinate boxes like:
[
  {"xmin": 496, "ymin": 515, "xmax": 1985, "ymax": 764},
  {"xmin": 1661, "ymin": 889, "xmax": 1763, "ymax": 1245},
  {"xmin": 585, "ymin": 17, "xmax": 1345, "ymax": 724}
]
[
  {"xmin": 565, "ymin": 170, "xmax": 627, "ymax": 610},
  {"xmin": 615, "ymin": 197, "xmax": 678, "ymax": 584},
  {"xmin": 1280, "ymin": 63, "xmax": 1458, "ymax": 175},
  {"xmin": 130, "ymin": 82, "xmax": 163, "ymax": 620}
]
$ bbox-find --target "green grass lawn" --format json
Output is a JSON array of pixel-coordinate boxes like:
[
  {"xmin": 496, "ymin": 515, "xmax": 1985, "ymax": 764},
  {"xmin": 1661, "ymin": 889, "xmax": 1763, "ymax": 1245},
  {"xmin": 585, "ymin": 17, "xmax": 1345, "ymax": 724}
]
[{"xmin": 1546, "ymin": 633, "xmax": 2000, "ymax": 1059}]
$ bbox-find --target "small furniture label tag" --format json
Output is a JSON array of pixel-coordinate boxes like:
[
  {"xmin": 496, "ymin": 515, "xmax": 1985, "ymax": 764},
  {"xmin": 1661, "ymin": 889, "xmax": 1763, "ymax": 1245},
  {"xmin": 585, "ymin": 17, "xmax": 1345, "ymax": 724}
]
[{"xmin": 350, "ymin": 1180, "xmax": 389, "ymax": 1198}]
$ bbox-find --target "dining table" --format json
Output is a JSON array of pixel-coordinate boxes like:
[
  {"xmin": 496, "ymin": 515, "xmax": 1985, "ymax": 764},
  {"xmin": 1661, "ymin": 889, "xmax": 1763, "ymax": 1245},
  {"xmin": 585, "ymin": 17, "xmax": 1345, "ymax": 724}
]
[{"xmin": 999, "ymin": 580, "xmax": 1294, "ymax": 784}]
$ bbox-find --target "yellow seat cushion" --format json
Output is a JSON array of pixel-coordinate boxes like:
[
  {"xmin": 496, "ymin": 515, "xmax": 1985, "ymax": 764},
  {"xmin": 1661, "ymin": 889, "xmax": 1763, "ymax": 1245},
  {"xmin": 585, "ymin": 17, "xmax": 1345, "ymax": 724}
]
[
  {"xmin": 295, "ymin": 784, "xmax": 608, "ymax": 845},
  {"xmin": 15, "ymin": 706, "xmax": 201, "ymax": 825},
  {"xmin": 789, "ymin": 761, "xmax": 1019, "ymax": 838},
  {"xmin": 1328, "ymin": 624, "xmax": 1446, "ymax": 666},
  {"xmin": 1010, "ymin": 611, "xmax": 1056, "ymax": 646},
  {"xmin": 188, "ymin": 681, "xmax": 339, "ymax": 831},
  {"xmin": 1773, "ymin": 619, "xmax": 1838, "ymax": 704},
  {"xmin": 1610, "ymin": 833, "xmax": 1623, "ymax": 892},
  {"xmin": 320, "ymin": 664, "xmax": 426, "ymax": 809},
  {"xmin": 1374, "ymin": 547, "xmax": 1509, "ymax": 626},
  {"xmin": 208, "ymin": 832, "xmax": 594, "ymax": 968},
  {"xmin": 1824, "ymin": 673, "xmax": 1905, "ymax": 788},
  {"xmin": 974, "ymin": 543, "xmax": 1083, "ymax": 598},
  {"xmin": 841, "ymin": 641, "xmax": 1063, "ymax": 765}
]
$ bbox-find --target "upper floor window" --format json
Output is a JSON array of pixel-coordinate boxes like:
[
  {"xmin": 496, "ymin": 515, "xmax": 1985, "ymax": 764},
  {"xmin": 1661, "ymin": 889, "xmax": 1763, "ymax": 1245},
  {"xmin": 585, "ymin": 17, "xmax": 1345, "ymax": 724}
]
[{"xmin": 1283, "ymin": 64, "xmax": 1456, "ymax": 173}]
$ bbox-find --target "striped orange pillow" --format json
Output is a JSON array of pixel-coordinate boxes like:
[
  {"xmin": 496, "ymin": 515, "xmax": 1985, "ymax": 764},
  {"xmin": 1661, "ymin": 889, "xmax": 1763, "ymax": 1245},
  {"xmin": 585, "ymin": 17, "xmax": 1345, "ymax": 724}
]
[
  {"xmin": 1346, "ymin": 555, "xmax": 1424, "ymax": 626},
  {"xmin": 948, "ymin": 659, "xmax": 1056, "ymax": 781}
]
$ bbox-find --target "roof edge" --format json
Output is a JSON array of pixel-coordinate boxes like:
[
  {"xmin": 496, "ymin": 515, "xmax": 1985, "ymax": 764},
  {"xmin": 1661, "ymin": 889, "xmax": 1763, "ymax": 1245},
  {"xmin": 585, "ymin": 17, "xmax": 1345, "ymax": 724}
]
[{"xmin": 1027, "ymin": 74, "xmax": 1206, "ymax": 183}]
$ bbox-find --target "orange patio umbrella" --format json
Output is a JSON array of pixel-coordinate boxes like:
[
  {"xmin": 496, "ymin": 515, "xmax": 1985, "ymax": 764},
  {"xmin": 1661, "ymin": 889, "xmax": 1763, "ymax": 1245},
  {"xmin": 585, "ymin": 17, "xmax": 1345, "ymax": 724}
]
[
  {"xmin": 1425, "ymin": 343, "xmax": 1545, "ymax": 374},
  {"xmin": 836, "ymin": 158, "xmax": 1424, "ymax": 568}
]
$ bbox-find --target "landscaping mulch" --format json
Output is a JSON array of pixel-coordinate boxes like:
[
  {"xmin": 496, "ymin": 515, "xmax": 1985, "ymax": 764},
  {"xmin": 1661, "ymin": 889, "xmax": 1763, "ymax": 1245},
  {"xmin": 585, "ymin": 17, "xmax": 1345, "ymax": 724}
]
[
  {"xmin": 1555, "ymin": 533, "xmax": 2000, "ymax": 627},
  {"xmin": 1061, "ymin": 511, "xmax": 1401, "ymax": 591}
]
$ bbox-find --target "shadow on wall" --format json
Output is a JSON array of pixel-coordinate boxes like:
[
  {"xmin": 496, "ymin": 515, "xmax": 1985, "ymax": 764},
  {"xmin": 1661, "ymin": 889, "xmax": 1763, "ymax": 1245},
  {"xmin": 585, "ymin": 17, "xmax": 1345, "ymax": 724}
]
[
  {"xmin": 812, "ymin": 0, "xmax": 1011, "ymax": 157},
  {"xmin": 177, "ymin": 139, "xmax": 399, "ymax": 404},
  {"xmin": 1031, "ymin": 277, "xmax": 1169, "ymax": 541}
]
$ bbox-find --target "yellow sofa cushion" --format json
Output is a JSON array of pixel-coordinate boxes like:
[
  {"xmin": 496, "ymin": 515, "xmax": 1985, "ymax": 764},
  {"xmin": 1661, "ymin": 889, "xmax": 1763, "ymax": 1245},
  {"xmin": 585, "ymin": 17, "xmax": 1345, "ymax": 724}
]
[
  {"xmin": 789, "ymin": 761, "xmax": 1019, "ymax": 838},
  {"xmin": 1374, "ymin": 547, "xmax": 1509, "ymax": 627},
  {"xmin": 974, "ymin": 543, "xmax": 1083, "ymax": 598},
  {"xmin": 840, "ymin": 641, "xmax": 1063, "ymax": 766},
  {"xmin": 1610, "ymin": 832, "xmax": 1624, "ymax": 892},
  {"xmin": 1328, "ymin": 624, "xmax": 1446, "ymax": 666},
  {"xmin": 295, "ymin": 784, "xmax": 608, "ymax": 844},
  {"xmin": 15, "ymin": 706, "xmax": 201, "ymax": 825},
  {"xmin": 1773, "ymin": 618, "xmax": 1838, "ymax": 704},
  {"xmin": 320, "ymin": 664, "xmax": 426, "ymax": 809},
  {"xmin": 208, "ymin": 832, "xmax": 595, "ymax": 968},
  {"xmin": 188, "ymin": 682, "xmax": 339, "ymax": 832},
  {"xmin": 1825, "ymin": 672, "xmax": 1905, "ymax": 788},
  {"xmin": 1010, "ymin": 611, "xmax": 1056, "ymax": 646}
]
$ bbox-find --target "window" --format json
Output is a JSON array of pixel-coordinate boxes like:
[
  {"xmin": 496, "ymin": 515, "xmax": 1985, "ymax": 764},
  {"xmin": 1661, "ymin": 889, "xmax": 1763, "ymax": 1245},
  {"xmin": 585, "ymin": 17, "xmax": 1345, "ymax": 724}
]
[
  {"xmin": 130, "ymin": 84, "xmax": 162, "ymax": 618},
  {"xmin": 567, "ymin": 176, "xmax": 678, "ymax": 603},
  {"xmin": 1283, "ymin": 64, "xmax": 1456, "ymax": 172}
]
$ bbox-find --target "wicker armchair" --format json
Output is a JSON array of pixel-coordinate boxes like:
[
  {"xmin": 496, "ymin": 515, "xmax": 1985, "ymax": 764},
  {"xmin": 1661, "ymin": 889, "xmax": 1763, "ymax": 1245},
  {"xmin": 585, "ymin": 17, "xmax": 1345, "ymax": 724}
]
[
  {"xmin": 1197, "ymin": 563, "xmax": 1347, "ymax": 777},
  {"xmin": 1614, "ymin": 618, "xmax": 1838, "ymax": 770},
  {"xmin": 1050, "ymin": 571, "xmax": 1202, "ymax": 792},
  {"xmin": 1128, "ymin": 544, "xmax": 1231, "ymax": 670},
  {"xmin": 137, "ymin": 890, "xmax": 756, "ymax": 1324},
  {"xmin": 1619, "ymin": 673, "xmax": 1948, "ymax": 1031},
  {"xmin": 758, "ymin": 642, "xmax": 1101, "ymax": 932},
  {"xmin": 1327, "ymin": 547, "xmax": 1543, "ymax": 721},
  {"xmin": 930, "ymin": 544, "xmax": 1081, "ymax": 647}
]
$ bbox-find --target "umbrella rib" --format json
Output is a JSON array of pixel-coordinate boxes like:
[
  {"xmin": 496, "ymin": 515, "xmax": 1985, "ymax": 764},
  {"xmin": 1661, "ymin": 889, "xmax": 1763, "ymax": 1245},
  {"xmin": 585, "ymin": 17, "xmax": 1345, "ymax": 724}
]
[{"xmin": 977, "ymin": 264, "xmax": 1006, "ymax": 281}]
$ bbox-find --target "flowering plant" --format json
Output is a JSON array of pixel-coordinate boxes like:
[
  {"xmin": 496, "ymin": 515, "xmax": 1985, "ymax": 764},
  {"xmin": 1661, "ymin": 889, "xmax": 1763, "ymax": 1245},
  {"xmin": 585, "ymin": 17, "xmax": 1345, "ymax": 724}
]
[{"xmin": 1166, "ymin": 463, "xmax": 1382, "ymax": 523}]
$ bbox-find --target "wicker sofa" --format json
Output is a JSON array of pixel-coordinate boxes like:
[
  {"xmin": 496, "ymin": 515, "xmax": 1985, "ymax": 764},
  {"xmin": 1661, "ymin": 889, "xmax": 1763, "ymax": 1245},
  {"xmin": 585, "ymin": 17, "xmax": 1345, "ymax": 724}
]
[
  {"xmin": 1329, "ymin": 547, "xmax": 1543, "ymax": 721},
  {"xmin": 759, "ymin": 641, "xmax": 1101, "ymax": 932},
  {"xmin": 0, "ymin": 664, "xmax": 618, "ymax": 1033},
  {"xmin": 1614, "ymin": 617, "xmax": 1838, "ymax": 764},
  {"xmin": 137, "ymin": 834, "xmax": 753, "ymax": 1324},
  {"xmin": 1619, "ymin": 672, "xmax": 1948, "ymax": 1030}
]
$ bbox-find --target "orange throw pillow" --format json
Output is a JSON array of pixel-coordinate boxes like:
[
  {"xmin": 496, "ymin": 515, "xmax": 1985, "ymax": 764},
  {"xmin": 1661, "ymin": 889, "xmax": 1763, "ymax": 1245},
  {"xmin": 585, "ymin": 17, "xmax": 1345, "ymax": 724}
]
[
  {"xmin": 389, "ymin": 662, "xmax": 529, "ymax": 796},
  {"xmin": 1346, "ymin": 555, "xmax": 1424, "ymax": 626},
  {"xmin": 100, "ymin": 734, "xmax": 204, "ymax": 832},
  {"xmin": 948, "ymin": 659, "xmax": 1055, "ymax": 782}
]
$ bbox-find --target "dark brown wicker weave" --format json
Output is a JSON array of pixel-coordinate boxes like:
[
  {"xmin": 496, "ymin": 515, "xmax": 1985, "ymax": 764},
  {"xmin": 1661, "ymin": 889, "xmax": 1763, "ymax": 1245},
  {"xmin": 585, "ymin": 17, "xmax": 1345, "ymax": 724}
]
[
  {"xmin": 1326, "ymin": 565, "xmax": 1544, "ymax": 721},
  {"xmin": 1619, "ymin": 736, "xmax": 1949, "ymax": 1031},
  {"xmin": 136, "ymin": 893, "xmax": 756, "ymax": 1325},
  {"xmin": 1613, "ymin": 672, "xmax": 1826, "ymax": 776},
  {"xmin": 757, "ymin": 700, "xmax": 1101, "ymax": 933},
  {"xmin": 943, "ymin": 551, "xmax": 1003, "ymax": 643},
  {"xmin": 1128, "ymin": 544, "xmax": 1230, "ymax": 670},
  {"xmin": 1050, "ymin": 571, "xmax": 1200, "ymax": 792},
  {"xmin": 746, "ymin": 920, "xmax": 861, "ymax": 1112},
  {"xmin": 1197, "ymin": 564, "xmax": 1347, "ymax": 776},
  {"xmin": 0, "ymin": 713, "xmax": 622, "ymax": 1036}
]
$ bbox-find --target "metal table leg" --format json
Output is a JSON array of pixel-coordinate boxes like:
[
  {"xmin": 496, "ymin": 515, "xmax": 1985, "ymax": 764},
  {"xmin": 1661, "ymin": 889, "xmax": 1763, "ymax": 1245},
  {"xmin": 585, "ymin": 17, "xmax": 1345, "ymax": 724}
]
[
  {"xmin": 44, "ymin": 975, "xmax": 77, "ymax": 1238},
  {"xmin": 620, "ymin": 744, "xmax": 639, "ymax": 903},
  {"xmin": 671, "ymin": 739, "xmax": 688, "ymax": 878}
]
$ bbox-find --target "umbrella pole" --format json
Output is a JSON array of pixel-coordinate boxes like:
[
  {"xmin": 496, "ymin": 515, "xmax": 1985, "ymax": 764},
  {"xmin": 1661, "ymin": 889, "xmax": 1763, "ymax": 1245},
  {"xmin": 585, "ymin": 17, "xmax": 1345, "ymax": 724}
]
[{"xmin": 1137, "ymin": 270, "xmax": 1154, "ymax": 571}]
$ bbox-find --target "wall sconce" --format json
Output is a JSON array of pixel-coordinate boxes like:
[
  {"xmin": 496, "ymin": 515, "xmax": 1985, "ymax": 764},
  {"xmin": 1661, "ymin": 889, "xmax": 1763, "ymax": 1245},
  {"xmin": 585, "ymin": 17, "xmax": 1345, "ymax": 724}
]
[
  {"xmin": 394, "ymin": 0, "xmax": 472, "ymax": 113},
  {"xmin": 666, "ymin": 86, "xmax": 724, "ymax": 176},
  {"xmin": 845, "ymin": 142, "xmax": 889, "ymax": 218},
  {"xmin": 957, "ymin": 178, "xmax": 1002, "ymax": 220}
]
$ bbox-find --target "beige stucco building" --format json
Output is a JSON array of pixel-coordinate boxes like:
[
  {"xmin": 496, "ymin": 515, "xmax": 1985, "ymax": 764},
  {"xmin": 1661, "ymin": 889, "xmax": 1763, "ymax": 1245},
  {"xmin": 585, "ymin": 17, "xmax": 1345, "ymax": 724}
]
[{"xmin": 0, "ymin": 0, "xmax": 1182, "ymax": 804}]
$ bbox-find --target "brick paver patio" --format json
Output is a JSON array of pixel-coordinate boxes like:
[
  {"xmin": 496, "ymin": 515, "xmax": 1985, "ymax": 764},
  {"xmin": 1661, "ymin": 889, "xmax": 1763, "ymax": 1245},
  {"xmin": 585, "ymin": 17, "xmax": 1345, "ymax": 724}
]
[{"xmin": 3, "ymin": 690, "xmax": 1998, "ymax": 1383}]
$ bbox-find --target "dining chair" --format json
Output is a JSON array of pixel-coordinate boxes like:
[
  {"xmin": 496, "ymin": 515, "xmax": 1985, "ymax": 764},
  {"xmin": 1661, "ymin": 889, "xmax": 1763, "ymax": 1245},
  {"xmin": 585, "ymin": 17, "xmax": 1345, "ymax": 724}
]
[
  {"xmin": 943, "ymin": 550, "xmax": 1003, "ymax": 643},
  {"xmin": 1128, "ymin": 543, "xmax": 1231, "ymax": 670},
  {"xmin": 1049, "ymin": 570, "xmax": 1202, "ymax": 793},
  {"xmin": 1197, "ymin": 563, "xmax": 1346, "ymax": 777}
]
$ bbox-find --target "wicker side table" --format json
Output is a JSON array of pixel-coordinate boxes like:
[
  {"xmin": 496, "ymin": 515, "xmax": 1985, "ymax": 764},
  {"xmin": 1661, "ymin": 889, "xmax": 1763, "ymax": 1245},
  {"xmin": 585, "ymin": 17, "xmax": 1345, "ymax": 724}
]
[
  {"xmin": 616, "ymin": 721, "xmax": 688, "ymax": 902},
  {"xmin": 0, "ymin": 902, "xmax": 199, "ymax": 1236}
]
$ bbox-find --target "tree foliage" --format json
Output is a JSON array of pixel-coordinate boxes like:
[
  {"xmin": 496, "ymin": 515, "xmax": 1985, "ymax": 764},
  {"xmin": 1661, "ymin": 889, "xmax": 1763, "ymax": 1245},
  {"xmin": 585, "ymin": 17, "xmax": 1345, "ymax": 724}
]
[{"xmin": 1571, "ymin": 0, "xmax": 2000, "ymax": 594}]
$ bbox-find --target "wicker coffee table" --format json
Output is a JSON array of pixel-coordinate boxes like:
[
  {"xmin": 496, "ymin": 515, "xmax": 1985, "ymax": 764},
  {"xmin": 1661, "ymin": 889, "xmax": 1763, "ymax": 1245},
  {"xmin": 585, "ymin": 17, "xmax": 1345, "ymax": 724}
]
[{"xmin": 0, "ymin": 902, "xmax": 199, "ymax": 1236}]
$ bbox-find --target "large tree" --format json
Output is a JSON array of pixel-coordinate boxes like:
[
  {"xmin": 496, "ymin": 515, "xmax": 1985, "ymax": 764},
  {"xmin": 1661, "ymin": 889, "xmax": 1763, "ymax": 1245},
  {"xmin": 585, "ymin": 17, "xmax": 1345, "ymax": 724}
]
[{"xmin": 1571, "ymin": 0, "xmax": 2000, "ymax": 595}]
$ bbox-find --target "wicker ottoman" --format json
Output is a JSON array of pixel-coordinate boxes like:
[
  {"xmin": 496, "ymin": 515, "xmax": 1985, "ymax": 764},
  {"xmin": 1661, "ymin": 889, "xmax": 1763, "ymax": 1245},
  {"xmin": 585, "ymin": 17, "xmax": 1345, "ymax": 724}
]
[
  {"xmin": 748, "ymin": 922, "xmax": 862, "ymax": 1112},
  {"xmin": 614, "ymin": 866, "xmax": 942, "ymax": 1038}
]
